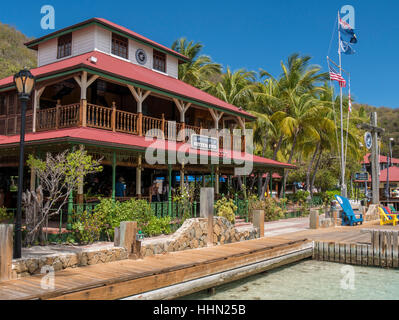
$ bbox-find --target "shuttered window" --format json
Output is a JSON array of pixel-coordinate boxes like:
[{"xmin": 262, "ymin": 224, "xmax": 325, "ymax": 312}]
[
  {"xmin": 153, "ymin": 50, "xmax": 166, "ymax": 73},
  {"xmin": 112, "ymin": 33, "xmax": 128, "ymax": 59},
  {"xmin": 57, "ymin": 33, "xmax": 72, "ymax": 59}
]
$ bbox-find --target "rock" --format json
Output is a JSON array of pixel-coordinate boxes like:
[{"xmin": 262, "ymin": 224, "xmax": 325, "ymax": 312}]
[{"xmin": 26, "ymin": 259, "xmax": 39, "ymax": 274}]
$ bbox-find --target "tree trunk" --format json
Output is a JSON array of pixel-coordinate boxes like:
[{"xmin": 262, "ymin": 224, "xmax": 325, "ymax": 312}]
[
  {"xmin": 273, "ymin": 135, "xmax": 283, "ymax": 160},
  {"xmin": 310, "ymin": 148, "xmax": 323, "ymax": 196},
  {"xmin": 263, "ymin": 135, "xmax": 283, "ymax": 199},
  {"xmin": 280, "ymin": 132, "xmax": 298, "ymax": 198},
  {"xmin": 306, "ymin": 143, "xmax": 320, "ymax": 193}
]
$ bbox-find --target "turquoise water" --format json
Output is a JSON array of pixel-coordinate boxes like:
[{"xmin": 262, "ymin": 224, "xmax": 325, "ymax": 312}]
[{"xmin": 182, "ymin": 260, "xmax": 399, "ymax": 300}]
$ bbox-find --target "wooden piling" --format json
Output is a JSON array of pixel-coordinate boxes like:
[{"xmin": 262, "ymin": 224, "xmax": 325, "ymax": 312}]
[
  {"xmin": 313, "ymin": 230, "xmax": 399, "ymax": 269},
  {"xmin": 393, "ymin": 231, "xmax": 398, "ymax": 268},
  {"xmin": 0, "ymin": 224, "xmax": 13, "ymax": 282},
  {"xmin": 387, "ymin": 231, "xmax": 392, "ymax": 268}
]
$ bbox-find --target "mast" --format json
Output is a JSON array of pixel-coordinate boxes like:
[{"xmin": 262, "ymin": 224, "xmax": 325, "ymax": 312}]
[{"xmin": 338, "ymin": 11, "xmax": 347, "ymax": 197}]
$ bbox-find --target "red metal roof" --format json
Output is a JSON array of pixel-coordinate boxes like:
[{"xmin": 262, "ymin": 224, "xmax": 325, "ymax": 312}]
[
  {"xmin": 0, "ymin": 51, "xmax": 255, "ymax": 120},
  {"xmin": 25, "ymin": 18, "xmax": 189, "ymax": 62},
  {"xmin": 0, "ymin": 127, "xmax": 295, "ymax": 169},
  {"xmin": 366, "ymin": 166, "xmax": 399, "ymax": 182},
  {"xmin": 362, "ymin": 153, "xmax": 399, "ymax": 165}
]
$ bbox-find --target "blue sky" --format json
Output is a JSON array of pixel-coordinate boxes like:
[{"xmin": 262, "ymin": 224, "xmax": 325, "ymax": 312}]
[{"xmin": 1, "ymin": 0, "xmax": 398, "ymax": 108}]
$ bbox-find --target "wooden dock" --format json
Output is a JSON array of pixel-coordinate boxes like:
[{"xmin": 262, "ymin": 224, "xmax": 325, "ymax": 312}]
[{"xmin": 0, "ymin": 237, "xmax": 312, "ymax": 300}]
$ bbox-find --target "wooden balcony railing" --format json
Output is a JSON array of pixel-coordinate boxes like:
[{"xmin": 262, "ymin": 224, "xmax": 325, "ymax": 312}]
[
  {"xmin": 142, "ymin": 115, "xmax": 163, "ymax": 136},
  {"xmin": 33, "ymin": 102, "xmax": 247, "ymax": 150},
  {"xmin": 58, "ymin": 103, "xmax": 80, "ymax": 128},
  {"xmin": 115, "ymin": 109, "xmax": 138, "ymax": 134},
  {"xmin": 86, "ymin": 103, "xmax": 112, "ymax": 130}
]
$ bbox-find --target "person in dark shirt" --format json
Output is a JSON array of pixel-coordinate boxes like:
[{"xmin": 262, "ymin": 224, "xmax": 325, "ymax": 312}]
[{"xmin": 115, "ymin": 177, "xmax": 126, "ymax": 197}]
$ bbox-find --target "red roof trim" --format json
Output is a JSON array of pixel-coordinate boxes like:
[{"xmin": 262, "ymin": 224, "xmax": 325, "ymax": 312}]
[
  {"xmin": 362, "ymin": 153, "xmax": 399, "ymax": 165},
  {"xmin": 0, "ymin": 51, "xmax": 255, "ymax": 120},
  {"xmin": 0, "ymin": 128, "xmax": 295, "ymax": 169}
]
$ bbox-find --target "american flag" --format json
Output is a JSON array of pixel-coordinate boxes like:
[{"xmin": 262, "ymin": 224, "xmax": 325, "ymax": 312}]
[{"xmin": 329, "ymin": 65, "xmax": 346, "ymax": 87}]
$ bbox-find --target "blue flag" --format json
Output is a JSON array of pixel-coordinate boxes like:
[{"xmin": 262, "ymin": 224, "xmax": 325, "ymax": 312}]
[
  {"xmin": 339, "ymin": 38, "xmax": 356, "ymax": 55},
  {"xmin": 339, "ymin": 18, "xmax": 358, "ymax": 44}
]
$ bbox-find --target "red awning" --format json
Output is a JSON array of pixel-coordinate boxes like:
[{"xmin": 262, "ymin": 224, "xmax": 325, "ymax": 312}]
[{"xmin": 0, "ymin": 127, "xmax": 295, "ymax": 169}]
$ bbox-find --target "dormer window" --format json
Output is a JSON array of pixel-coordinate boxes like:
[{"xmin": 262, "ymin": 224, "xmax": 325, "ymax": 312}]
[
  {"xmin": 153, "ymin": 50, "xmax": 166, "ymax": 73},
  {"xmin": 57, "ymin": 33, "xmax": 72, "ymax": 59},
  {"xmin": 112, "ymin": 33, "xmax": 128, "ymax": 59}
]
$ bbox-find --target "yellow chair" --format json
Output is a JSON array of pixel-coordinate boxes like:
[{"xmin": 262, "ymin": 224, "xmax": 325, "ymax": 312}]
[{"xmin": 378, "ymin": 207, "xmax": 398, "ymax": 226}]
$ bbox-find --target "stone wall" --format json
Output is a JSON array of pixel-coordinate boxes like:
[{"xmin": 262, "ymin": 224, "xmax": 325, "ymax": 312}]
[
  {"xmin": 141, "ymin": 217, "xmax": 259, "ymax": 257},
  {"xmin": 12, "ymin": 243, "xmax": 128, "ymax": 279},
  {"xmin": 11, "ymin": 217, "xmax": 259, "ymax": 278}
]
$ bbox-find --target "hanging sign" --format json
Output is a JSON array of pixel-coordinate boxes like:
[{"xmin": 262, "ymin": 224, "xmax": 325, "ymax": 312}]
[
  {"xmin": 364, "ymin": 132, "xmax": 372, "ymax": 150},
  {"xmin": 191, "ymin": 134, "xmax": 218, "ymax": 152},
  {"xmin": 355, "ymin": 172, "xmax": 369, "ymax": 181}
]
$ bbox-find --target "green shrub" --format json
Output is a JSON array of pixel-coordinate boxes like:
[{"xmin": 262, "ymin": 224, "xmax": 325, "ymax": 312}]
[
  {"xmin": 71, "ymin": 210, "xmax": 104, "ymax": 244},
  {"xmin": 94, "ymin": 198, "xmax": 153, "ymax": 239},
  {"xmin": 0, "ymin": 207, "xmax": 13, "ymax": 223},
  {"xmin": 143, "ymin": 216, "xmax": 172, "ymax": 237},
  {"xmin": 248, "ymin": 195, "xmax": 285, "ymax": 222},
  {"xmin": 215, "ymin": 197, "xmax": 237, "ymax": 224},
  {"xmin": 323, "ymin": 190, "xmax": 341, "ymax": 204}
]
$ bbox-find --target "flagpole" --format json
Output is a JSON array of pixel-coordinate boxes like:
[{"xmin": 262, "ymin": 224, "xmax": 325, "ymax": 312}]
[{"xmin": 338, "ymin": 10, "xmax": 347, "ymax": 198}]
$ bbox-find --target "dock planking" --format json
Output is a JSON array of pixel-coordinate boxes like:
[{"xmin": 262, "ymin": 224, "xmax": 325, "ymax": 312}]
[{"xmin": 0, "ymin": 237, "xmax": 311, "ymax": 300}]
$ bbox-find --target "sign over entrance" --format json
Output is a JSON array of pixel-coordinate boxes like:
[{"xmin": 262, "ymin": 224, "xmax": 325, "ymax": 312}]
[
  {"xmin": 191, "ymin": 134, "xmax": 218, "ymax": 152},
  {"xmin": 355, "ymin": 172, "xmax": 369, "ymax": 181}
]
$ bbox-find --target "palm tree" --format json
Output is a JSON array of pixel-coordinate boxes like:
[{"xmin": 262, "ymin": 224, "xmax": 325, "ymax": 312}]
[
  {"xmin": 171, "ymin": 38, "xmax": 222, "ymax": 88},
  {"xmin": 203, "ymin": 67, "xmax": 256, "ymax": 108}
]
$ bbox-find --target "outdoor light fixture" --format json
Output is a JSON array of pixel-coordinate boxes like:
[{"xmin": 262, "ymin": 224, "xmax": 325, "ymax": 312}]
[
  {"xmin": 13, "ymin": 68, "xmax": 35, "ymax": 259},
  {"xmin": 14, "ymin": 69, "xmax": 35, "ymax": 99}
]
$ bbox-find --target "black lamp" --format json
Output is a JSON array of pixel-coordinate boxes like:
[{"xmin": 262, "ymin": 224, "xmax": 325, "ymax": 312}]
[{"xmin": 13, "ymin": 68, "xmax": 35, "ymax": 259}]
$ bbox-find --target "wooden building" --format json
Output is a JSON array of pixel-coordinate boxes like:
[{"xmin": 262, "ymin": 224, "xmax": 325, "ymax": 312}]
[{"xmin": 0, "ymin": 18, "xmax": 294, "ymax": 217}]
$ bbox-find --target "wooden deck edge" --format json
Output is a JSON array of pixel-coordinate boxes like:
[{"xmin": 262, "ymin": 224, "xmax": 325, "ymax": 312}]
[
  {"xmin": 45, "ymin": 240, "xmax": 311, "ymax": 300},
  {"xmin": 122, "ymin": 246, "xmax": 313, "ymax": 300}
]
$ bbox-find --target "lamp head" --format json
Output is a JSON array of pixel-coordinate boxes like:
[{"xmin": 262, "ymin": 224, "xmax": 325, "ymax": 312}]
[{"xmin": 13, "ymin": 68, "xmax": 35, "ymax": 99}]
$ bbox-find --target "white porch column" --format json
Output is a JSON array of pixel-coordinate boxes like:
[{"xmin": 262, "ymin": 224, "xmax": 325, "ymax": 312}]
[
  {"xmin": 209, "ymin": 109, "xmax": 224, "ymax": 131},
  {"xmin": 127, "ymin": 85, "xmax": 151, "ymax": 136},
  {"xmin": 32, "ymin": 87, "xmax": 45, "ymax": 133},
  {"xmin": 74, "ymin": 71, "xmax": 99, "ymax": 127}
]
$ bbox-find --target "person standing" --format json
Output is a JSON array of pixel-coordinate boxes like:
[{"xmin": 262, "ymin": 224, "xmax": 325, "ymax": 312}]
[
  {"xmin": 151, "ymin": 181, "xmax": 159, "ymax": 202},
  {"xmin": 115, "ymin": 177, "xmax": 126, "ymax": 198}
]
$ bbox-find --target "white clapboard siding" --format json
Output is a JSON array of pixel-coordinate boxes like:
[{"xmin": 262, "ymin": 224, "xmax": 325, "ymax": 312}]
[
  {"xmin": 37, "ymin": 38, "xmax": 57, "ymax": 67},
  {"xmin": 129, "ymin": 39, "xmax": 153, "ymax": 70},
  {"xmin": 94, "ymin": 25, "xmax": 111, "ymax": 53},
  {"xmin": 167, "ymin": 55, "xmax": 179, "ymax": 79},
  {"xmin": 36, "ymin": 24, "xmax": 181, "ymax": 79},
  {"xmin": 72, "ymin": 25, "xmax": 95, "ymax": 56}
]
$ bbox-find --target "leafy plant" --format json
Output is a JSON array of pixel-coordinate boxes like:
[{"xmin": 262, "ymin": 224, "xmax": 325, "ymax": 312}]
[
  {"xmin": 143, "ymin": 216, "xmax": 172, "ymax": 237},
  {"xmin": 0, "ymin": 207, "xmax": 13, "ymax": 223},
  {"xmin": 215, "ymin": 197, "xmax": 237, "ymax": 224},
  {"xmin": 94, "ymin": 198, "xmax": 153, "ymax": 239},
  {"xmin": 173, "ymin": 183, "xmax": 195, "ymax": 222},
  {"xmin": 71, "ymin": 210, "xmax": 104, "ymax": 244},
  {"xmin": 248, "ymin": 195, "xmax": 286, "ymax": 222}
]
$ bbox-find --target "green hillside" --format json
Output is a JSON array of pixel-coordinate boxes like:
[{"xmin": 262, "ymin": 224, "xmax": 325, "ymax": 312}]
[
  {"xmin": 354, "ymin": 104, "xmax": 399, "ymax": 158},
  {"xmin": 0, "ymin": 22, "xmax": 36, "ymax": 79}
]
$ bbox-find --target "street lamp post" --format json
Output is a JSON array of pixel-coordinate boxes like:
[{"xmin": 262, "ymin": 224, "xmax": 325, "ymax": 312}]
[{"xmin": 13, "ymin": 69, "xmax": 35, "ymax": 259}]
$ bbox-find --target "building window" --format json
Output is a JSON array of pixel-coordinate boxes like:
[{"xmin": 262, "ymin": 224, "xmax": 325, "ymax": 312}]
[
  {"xmin": 153, "ymin": 50, "xmax": 166, "ymax": 73},
  {"xmin": 57, "ymin": 33, "xmax": 72, "ymax": 59},
  {"xmin": 112, "ymin": 33, "xmax": 128, "ymax": 59},
  {"xmin": 0, "ymin": 95, "xmax": 6, "ymax": 115}
]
